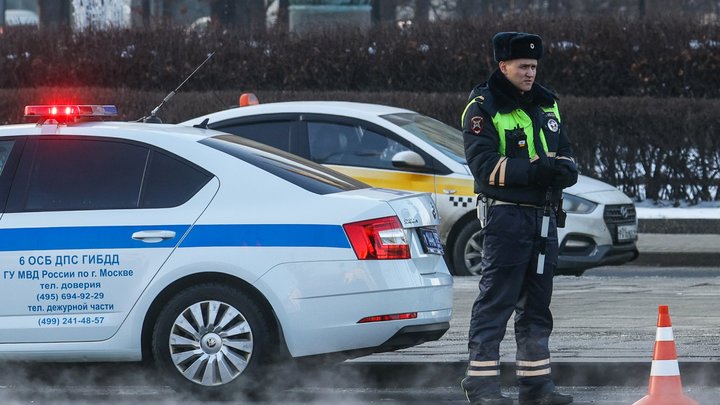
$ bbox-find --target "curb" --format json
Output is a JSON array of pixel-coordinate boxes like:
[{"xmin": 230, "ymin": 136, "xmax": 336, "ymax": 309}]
[
  {"xmin": 632, "ymin": 252, "xmax": 720, "ymax": 267},
  {"xmin": 639, "ymin": 218, "xmax": 720, "ymax": 234},
  {"xmin": 334, "ymin": 361, "xmax": 720, "ymax": 388}
]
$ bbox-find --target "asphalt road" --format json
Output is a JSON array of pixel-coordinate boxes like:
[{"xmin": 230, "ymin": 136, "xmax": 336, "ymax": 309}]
[
  {"xmin": 1, "ymin": 371, "xmax": 716, "ymax": 405},
  {"xmin": 0, "ymin": 265, "xmax": 717, "ymax": 404},
  {"xmin": 363, "ymin": 264, "xmax": 720, "ymax": 368}
]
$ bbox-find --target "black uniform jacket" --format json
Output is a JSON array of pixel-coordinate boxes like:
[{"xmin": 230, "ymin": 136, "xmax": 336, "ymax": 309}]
[{"xmin": 463, "ymin": 69, "xmax": 578, "ymax": 206}]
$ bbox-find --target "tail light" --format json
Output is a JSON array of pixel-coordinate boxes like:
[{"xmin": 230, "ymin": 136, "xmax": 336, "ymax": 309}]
[
  {"xmin": 343, "ymin": 216, "xmax": 410, "ymax": 260},
  {"xmin": 358, "ymin": 312, "xmax": 417, "ymax": 323}
]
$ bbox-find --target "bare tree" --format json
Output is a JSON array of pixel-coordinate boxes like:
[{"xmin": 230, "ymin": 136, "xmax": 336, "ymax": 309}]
[
  {"xmin": 239, "ymin": 0, "xmax": 266, "ymax": 31},
  {"xmin": 548, "ymin": 0, "xmax": 559, "ymax": 13},
  {"xmin": 459, "ymin": 0, "xmax": 501, "ymax": 17},
  {"xmin": 210, "ymin": 0, "xmax": 236, "ymax": 27},
  {"xmin": 141, "ymin": 0, "xmax": 151, "ymax": 28},
  {"xmin": 372, "ymin": 0, "xmax": 397, "ymax": 23},
  {"xmin": 415, "ymin": 0, "xmax": 430, "ymax": 20},
  {"xmin": 275, "ymin": 0, "xmax": 289, "ymax": 28},
  {"xmin": 38, "ymin": 0, "xmax": 71, "ymax": 29},
  {"xmin": 162, "ymin": 0, "xmax": 174, "ymax": 24},
  {"xmin": 456, "ymin": 0, "xmax": 484, "ymax": 18},
  {"xmin": 0, "ymin": 0, "xmax": 6, "ymax": 28},
  {"xmin": 207, "ymin": 0, "xmax": 266, "ymax": 31}
]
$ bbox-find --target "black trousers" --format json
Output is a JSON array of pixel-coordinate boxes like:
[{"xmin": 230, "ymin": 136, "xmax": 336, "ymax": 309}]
[{"xmin": 463, "ymin": 204, "xmax": 558, "ymax": 399}]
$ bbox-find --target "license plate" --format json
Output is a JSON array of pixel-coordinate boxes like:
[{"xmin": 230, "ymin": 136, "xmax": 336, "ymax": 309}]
[
  {"xmin": 617, "ymin": 224, "xmax": 637, "ymax": 242},
  {"xmin": 418, "ymin": 227, "xmax": 444, "ymax": 255}
]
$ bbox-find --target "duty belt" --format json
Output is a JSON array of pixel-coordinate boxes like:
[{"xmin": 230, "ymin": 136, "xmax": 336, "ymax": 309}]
[{"xmin": 491, "ymin": 199, "xmax": 546, "ymax": 209}]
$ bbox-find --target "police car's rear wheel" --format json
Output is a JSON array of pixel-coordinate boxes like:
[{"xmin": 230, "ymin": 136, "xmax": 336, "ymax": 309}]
[
  {"xmin": 152, "ymin": 283, "xmax": 273, "ymax": 396},
  {"xmin": 452, "ymin": 220, "xmax": 484, "ymax": 276}
]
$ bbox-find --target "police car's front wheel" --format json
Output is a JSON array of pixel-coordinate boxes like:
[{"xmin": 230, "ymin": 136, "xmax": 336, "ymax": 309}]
[
  {"xmin": 152, "ymin": 283, "xmax": 273, "ymax": 397},
  {"xmin": 452, "ymin": 220, "xmax": 484, "ymax": 276}
]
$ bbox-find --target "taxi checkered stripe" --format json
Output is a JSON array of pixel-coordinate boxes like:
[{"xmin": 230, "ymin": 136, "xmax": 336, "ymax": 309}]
[{"xmin": 449, "ymin": 196, "xmax": 471, "ymax": 208}]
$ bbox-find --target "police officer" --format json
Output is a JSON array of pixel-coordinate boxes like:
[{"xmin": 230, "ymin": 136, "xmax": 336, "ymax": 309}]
[{"xmin": 460, "ymin": 32, "xmax": 578, "ymax": 405}]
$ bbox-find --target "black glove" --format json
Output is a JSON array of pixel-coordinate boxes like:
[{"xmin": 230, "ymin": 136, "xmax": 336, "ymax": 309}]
[
  {"xmin": 532, "ymin": 164, "xmax": 559, "ymax": 187},
  {"xmin": 553, "ymin": 165, "xmax": 578, "ymax": 188}
]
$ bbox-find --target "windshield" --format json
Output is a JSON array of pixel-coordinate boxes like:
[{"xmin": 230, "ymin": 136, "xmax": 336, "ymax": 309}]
[
  {"xmin": 200, "ymin": 135, "xmax": 368, "ymax": 195},
  {"xmin": 382, "ymin": 113, "xmax": 466, "ymax": 164}
]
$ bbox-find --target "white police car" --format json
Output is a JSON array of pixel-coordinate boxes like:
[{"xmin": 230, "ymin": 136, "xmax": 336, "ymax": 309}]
[
  {"xmin": 0, "ymin": 105, "xmax": 452, "ymax": 394},
  {"xmin": 182, "ymin": 100, "xmax": 638, "ymax": 276}
]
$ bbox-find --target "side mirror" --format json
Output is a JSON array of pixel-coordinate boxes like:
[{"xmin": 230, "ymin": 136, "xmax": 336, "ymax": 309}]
[{"xmin": 391, "ymin": 150, "xmax": 426, "ymax": 169}]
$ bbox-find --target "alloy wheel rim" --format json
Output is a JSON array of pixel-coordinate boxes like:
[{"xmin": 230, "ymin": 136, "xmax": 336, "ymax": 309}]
[{"xmin": 169, "ymin": 300, "xmax": 254, "ymax": 386}]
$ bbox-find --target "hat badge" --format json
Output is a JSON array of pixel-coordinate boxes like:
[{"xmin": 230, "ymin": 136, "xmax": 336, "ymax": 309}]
[{"xmin": 530, "ymin": 43, "xmax": 535, "ymax": 49}]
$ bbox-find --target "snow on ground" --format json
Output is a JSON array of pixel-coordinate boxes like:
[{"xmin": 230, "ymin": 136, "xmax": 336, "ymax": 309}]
[{"xmin": 635, "ymin": 200, "xmax": 720, "ymax": 219}]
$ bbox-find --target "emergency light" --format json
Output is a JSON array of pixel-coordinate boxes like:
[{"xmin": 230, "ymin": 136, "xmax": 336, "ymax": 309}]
[{"xmin": 24, "ymin": 104, "xmax": 118, "ymax": 123}]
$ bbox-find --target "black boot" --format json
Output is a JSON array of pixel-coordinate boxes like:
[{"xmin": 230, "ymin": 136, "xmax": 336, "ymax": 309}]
[
  {"xmin": 468, "ymin": 393, "xmax": 514, "ymax": 405},
  {"xmin": 461, "ymin": 377, "xmax": 513, "ymax": 405},
  {"xmin": 519, "ymin": 390, "xmax": 573, "ymax": 405}
]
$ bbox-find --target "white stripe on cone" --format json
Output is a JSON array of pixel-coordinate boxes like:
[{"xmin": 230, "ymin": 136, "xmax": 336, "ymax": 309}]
[
  {"xmin": 650, "ymin": 359, "xmax": 680, "ymax": 376},
  {"xmin": 655, "ymin": 326, "xmax": 674, "ymax": 341}
]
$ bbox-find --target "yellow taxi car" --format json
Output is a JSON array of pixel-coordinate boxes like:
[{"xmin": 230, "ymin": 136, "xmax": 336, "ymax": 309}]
[{"xmin": 182, "ymin": 101, "xmax": 638, "ymax": 276}]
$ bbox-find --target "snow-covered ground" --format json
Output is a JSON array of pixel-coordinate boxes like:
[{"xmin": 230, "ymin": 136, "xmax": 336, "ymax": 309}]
[{"xmin": 635, "ymin": 200, "xmax": 720, "ymax": 219}]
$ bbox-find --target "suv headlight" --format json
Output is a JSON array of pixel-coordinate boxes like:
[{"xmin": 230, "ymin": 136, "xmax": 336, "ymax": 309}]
[{"xmin": 562, "ymin": 193, "xmax": 598, "ymax": 214}]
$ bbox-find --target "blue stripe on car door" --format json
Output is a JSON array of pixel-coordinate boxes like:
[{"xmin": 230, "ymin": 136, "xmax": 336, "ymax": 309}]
[{"xmin": 0, "ymin": 224, "xmax": 349, "ymax": 251}]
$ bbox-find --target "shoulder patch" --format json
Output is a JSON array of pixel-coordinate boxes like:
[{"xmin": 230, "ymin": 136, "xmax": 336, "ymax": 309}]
[
  {"xmin": 546, "ymin": 118, "xmax": 559, "ymax": 133},
  {"xmin": 470, "ymin": 116, "xmax": 484, "ymax": 135}
]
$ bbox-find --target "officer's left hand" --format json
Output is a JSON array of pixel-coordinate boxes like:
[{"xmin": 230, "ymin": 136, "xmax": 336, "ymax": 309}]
[{"xmin": 553, "ymin": 165, "xmax": 578, "ymax": 188}]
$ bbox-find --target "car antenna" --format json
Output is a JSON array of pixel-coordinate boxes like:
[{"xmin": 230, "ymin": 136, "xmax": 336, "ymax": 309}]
[
  {"xmin": 194, "ymin": 118, "xmax": 210, "ymax": 129},
  {"xmin": 139, "ymin": 51, "xmax": 216, "ymax": 123}
]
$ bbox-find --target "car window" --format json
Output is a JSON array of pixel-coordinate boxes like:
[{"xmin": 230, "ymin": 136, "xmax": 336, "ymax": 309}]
[
  {"xmin": 0, "ymin": 140, "xmax": 13, "ymax": 176},
  {"xmin": 382, "ymin": 113, "xmax": 467, "ymax": 164},
  {"xmin": 200, "ymin": 134, "xmax": 367, "ymax": 195},
  {"xmin": 216, "ymin": 121, "xmax": 293, "ymax": 151},
  {"xmin": 21, "ymin": 138, "xmax": 148, "ymax": 211},
  {"xmin": 0, "ymin": 139, "xmax": 17, "ymax": 212},
  {"xmin": 141, "ymin": 151, "xmax": 212, "ymax": 208},
  {"xmin": 307, "ymin": 122, "xmax": 412, "ymax": 170}
]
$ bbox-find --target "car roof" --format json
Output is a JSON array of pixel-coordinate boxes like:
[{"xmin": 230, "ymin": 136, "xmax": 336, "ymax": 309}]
[
  {"xmin": 181, "ymin": 100, "xmax": 471, "ymax": 175},
  {"xmin": 0, "ymin": 121, "xmax": 218, "ymax": 143},
  {"xmin": 184, "ymin": 101, "xmax": 416, "ymax": 124}
]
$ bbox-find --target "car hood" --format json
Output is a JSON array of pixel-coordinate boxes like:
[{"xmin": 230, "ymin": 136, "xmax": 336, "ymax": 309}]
[{"xmin": 565, "ymin": 175, "xmax": 633, "ymax": 205}]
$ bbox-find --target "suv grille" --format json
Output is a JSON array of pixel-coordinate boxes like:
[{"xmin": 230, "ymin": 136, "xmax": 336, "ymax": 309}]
[
  {"xmin": 604, "ymin": 204, "xmax": 637, "ymax": 224},
  {"xmin": 604, "ymin": 204, "xmax": 637, "ymax": 244}
]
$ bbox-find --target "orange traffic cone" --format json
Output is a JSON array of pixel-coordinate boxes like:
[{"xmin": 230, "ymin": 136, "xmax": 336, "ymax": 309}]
[{"xmin": 633, "ymin": 305, "xmax": 699, "ymax": 405}]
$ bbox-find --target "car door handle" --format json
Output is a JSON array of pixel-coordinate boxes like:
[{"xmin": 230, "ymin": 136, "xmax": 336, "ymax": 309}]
[{"xmin": 131, "ymin": 230, "xmax": 176, "ymax": 243}]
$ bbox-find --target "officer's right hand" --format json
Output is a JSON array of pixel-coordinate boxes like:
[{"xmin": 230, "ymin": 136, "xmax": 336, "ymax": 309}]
[{"xmin": 531, "ymin": 164, "xmax": 560, "ymax": 187}]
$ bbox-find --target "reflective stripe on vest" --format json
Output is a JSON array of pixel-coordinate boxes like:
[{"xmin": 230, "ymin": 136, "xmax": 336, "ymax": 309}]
[{"xmin": 461, "ymin": 96, "xmax": 483, "ymax": 127}]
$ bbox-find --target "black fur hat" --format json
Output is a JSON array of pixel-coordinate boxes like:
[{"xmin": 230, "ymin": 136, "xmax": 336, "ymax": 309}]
[{"xmin": 493, "ymin": 32, "xmax": 543, "ymax": 62}]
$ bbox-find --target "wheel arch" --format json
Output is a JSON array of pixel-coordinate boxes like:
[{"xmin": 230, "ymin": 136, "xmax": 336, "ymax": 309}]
[{"xmin": 140, "ymin": 272, "xmax": 286, "ymax": 362}]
